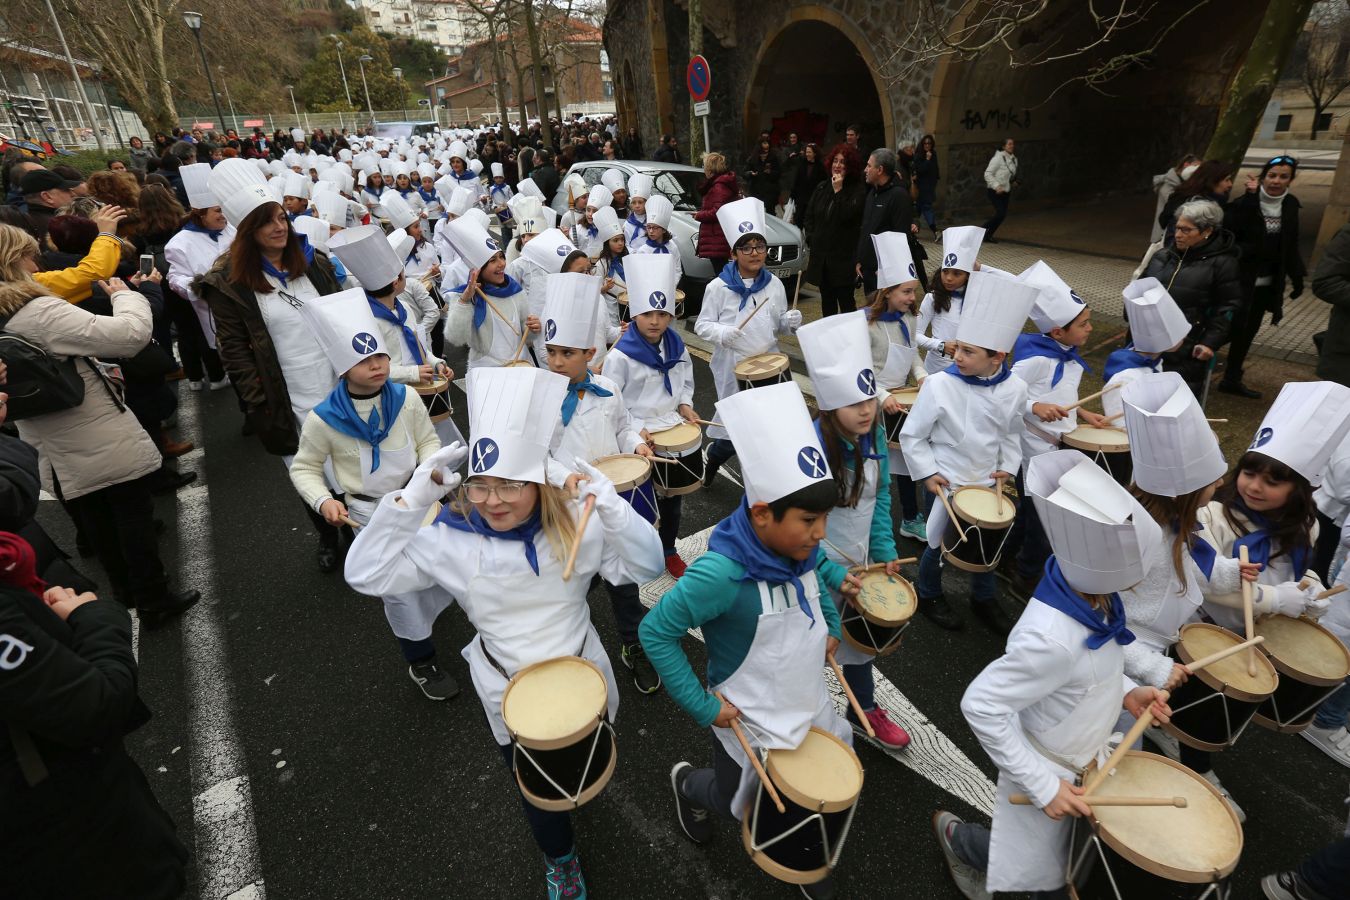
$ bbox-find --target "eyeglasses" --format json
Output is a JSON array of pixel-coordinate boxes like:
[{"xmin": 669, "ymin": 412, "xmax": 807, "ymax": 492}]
[
  {"xmin": 738, "ymin": 243, "xmax": 768, "ymax": 255},
  {"xmin": 1174, "ymin": 225, "xmax": 1199, "ymax": 235},
  {"xmin": 464, "ymin": 480, "xmax": 527, "ymax": 503},
  {"xmin": 1267, "ymin": 155, "xmax": 1298, "ymax": 167}
]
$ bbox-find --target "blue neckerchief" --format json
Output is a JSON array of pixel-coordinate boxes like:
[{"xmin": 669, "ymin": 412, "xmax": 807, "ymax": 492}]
[
  {"xmin": 561, "ymin": 375, "xmax": 613, "ymax": 426},
  {"xmin": 1033, "ymin": 557, "xmax": 1135, "ymax": 649},
  {"xmin": 312, "ymin": 381, "xmax": 407, "ymax": 472},
  {"xmin": 286, "ymin": 209, "xmax": 312, "ymax": 222},
  {"xmin": 452, "ymin": 170, "xmax": 476, "ymax": 183},
  {"xmin": 626, "ymin": 212, "xmax": 644, "ymax": 234},
  {"xmin": 814, "ymin": 420, "xmax": 884, "ymax": 465},
  {"xmin": 437, "ymin": 505, "xmax": 542, "ymax": 575},
  {"xmin": 613, "ymin": 325, "xmax": 684, "ymax": 394},
  {"xmin": 1014, "ymin": 333, "xmax": 1092, "ymax": 388},
  {"xmin": 1230, "ymin": 497, "xmax": 1309, "ymax": 580},
  {"xmin": 607, "ymin": 256, "xmax": 625, "ymax": 282},
  {"xmin": 646, "ymin": 237, "xmax": 671, "ymax": 255},
  {"xmin": 942, "ymin": 362, "xmax": 1013, "ymax": 387},
  {"xmin": 1180, "ymin": 521, "xmax": 1218, "ymax": 579},
  {"xmin": 417, "ymin": 187, "xmax": 437, "ymax": 204},
  {"xmin": 876, "ymin": 309, "xmax": 910, "ymax": 344},
  {"xmin": 718, "ymin": 260, "xmax": 773, "ymax": 311},
  {"xmin": 490, "ymin": 182, "xmax": 510, "ymax": 197},
  {"xmin": 367, "ymin": 295, "xmax": 423, "ymax": 365},
  {"xmin": 366, "ymin": 185, "xmax": 384, "ymax": 199},
  {"xmin": 331, "ymin": 254, "xmax": 348, "ymax": 282},
  {"xmin": 1103, "ymin": 345, "xmax": 1162, "ymax": 382},
  {"xmin": 397, "ymin": 188, "xmax": 416, "ymax": 198},
  {"xmin": 952, "ymin": 287, "xmax": 965, "ymax": 311},
  {"xmin": 450, "ymin": 274, "xmax": 523, "ymax": 330},
  {"xmin": 708, "ymin": 500, "xmax": 818, "ymax": 626},
  {"xmin": 182, "ymin": 220, "xmax": 223, "ymax": 242},
  {"xmin": 261, "ymin": 233, "xmax": 315, "ymax": 287}
]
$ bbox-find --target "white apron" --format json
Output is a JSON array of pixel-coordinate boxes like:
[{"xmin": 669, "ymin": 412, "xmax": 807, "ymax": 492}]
[
  {"xmin": 987, "ymin": 644, "xmax": 1125, "ymax": 893},
  {"xmin": 878, "ymin": 332, "xmax": 918, "ymax": 478},
  {"xmin": 190, "ymin": 294, "xmax": 218, "ymax": 350},
  {"xmin": 705, "ymin": 290, "xmax": 780, "ymax": 442},
  {"xmin": 923, "ymin": 479, "xmax": 997, "ymax": 551},
  {"xmin": 822, "ymin": 457, "xmax": 881, "ymax": 667},
  {"xmin": 257, "ymin": 275, "xmax": 338, "ymax": 429},
  {"xmin": 711, "ymin": 571, "xmax": 853, "ymax": 820}
]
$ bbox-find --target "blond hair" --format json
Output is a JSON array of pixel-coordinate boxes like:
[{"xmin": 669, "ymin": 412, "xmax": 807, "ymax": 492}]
[
  {"xmin": 702, "ymin": 151, "xmax": 728, "ymax": 177},
  {"xmin": 447, "ymin": 481, "xmax": 578, "ymax": 567},
  {"xmin": 0, "ymin": 224, "xmax": 47, "ymax": 308}
]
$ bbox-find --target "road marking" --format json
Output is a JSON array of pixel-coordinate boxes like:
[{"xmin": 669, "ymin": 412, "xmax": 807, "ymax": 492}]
[
  {"xmin": 175, "ymin": 396, "xmax": 267, "ymax": 899},
  {"xmin": 638, "ymin": 526, "xmax": 996, "ymax": 816}
]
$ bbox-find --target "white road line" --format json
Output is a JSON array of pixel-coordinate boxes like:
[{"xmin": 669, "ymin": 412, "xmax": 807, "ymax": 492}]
[
  {"xmin": 638, "ymin": 526, "xmax": 997, "ymax": 816},
  {"xmin": 130, "ymin": 610, "xmax": 139, "ymax": 663},
  {"xmin": 175, "ymin": 396, "xmax": 267, "ymax": 899}
]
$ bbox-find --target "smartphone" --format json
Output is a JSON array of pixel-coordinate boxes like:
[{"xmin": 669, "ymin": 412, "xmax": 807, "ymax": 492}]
[{"xmin": 139, "ymin": 254, "xmax": 154, "ymax": 277}]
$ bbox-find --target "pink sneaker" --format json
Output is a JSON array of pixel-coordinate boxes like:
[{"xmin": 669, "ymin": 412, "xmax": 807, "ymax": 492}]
[{"xmin": 865, "ymin": 707, "xmax": 910, "ymax": 750}]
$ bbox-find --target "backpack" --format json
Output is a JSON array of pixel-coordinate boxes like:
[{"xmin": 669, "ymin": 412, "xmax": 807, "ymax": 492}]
[{"xmin": 0, "ymin": 313, "xmax": 86, "ymax": 420}]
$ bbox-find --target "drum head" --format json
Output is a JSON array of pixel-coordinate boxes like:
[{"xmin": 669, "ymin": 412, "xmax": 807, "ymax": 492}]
[
  {"xmin": 951, "ymin": 486, "xmax": 1014, "ymax": 529},
  {"xmin": 502, "ymin": 359, "xmax": 534, "ymax": 368},
  {"xmin": 735, "ymin": 353, "xmax": 789, "ymax": 380},
  {"xmin": 502, "ymin": 657, "xmax": 609, "ymax": 749},
  {"xmin": 854, "ymin": 572, "xmax": 917, "ymax": 626},
  {"xmin": 1255, "ymin": 614, "xmax": 1350, "ymax": 685},
  {"xmin": 1086, "ymin": 751, "xmax": 1242, "ymax": 883},
  {"xmin": 650, "ymin": 423, "xmax": 701, "ymax": 454},
  {"xmin": 1176, "ymin": 622, "xmax": 1278, "ymax": 700},
  {"xmin": 888, "ymin": 387, "xmax": 920, "ymax": 407},
  {"xmin": 413, "ymin": 377, "xmax": 450, "ymax": 396},
  {"xmin": 616, "ymin": 291, "xmax": 628, "ymax": 306},
  {"xmin": 765, "ymin": 727, "xmax": 863, "ymax": 814},
  {"xmin": 1062, "ymin": 426, "xmax": 1130, "ymax": 453},
  {"xmin": 593, "ymin": 454, "xmax": 652, "ymax": 492}
]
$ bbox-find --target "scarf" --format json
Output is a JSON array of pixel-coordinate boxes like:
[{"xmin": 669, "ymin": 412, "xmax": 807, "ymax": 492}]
[
  {"xmin": 613, "ymin": 325, "xmax": 684, "ymax": 394},
  {"xmin": 397, "ymin": 187, "xmax": 416, "ymax": 199},
  {"xmin": 451, "ymin": 170, "xmax": 477, "ymax": 184},
  {"xmin": 718, "ymin": 260, "xmax": 773, "ymax": 311},
  {"xmin": 942, "ymin": 362, "xmax": 1012, "ymax": 387},
  {"xmin": 1103, "ymin": 345, "xmax": 1162, "ymax": 383},
  {"xmin": 626, "ymin": 212, "xmax": 645, "ymax": 235},
  {"xmin": 607, "ymin": 256, "xmax": 625, "ymax": 282},
  {"xmin": 261, "ymin": 233, "xmax": 315, "ymax": 287},
  {"xmin": 646, "ymin": 237, "xmax": 671, "ymax": 255},
  {"xmin": 450, "ymin": 274, "xmax": 523, "ymax": 330},
  {"xmin": 437, "ymin": 506, "xmax": 543, "ymax": 576},
  {"xmin": 708, "ymin": 501, "xmax": 818, "ymax": 626},
  {"xmin": 1033, "ymin": 557, "xmax": 1135, "ymax": 649},
  {"xmin": 814, "ymin": 420, "xmax": 884, "ymax": 469},
  {"xmin": 182, "ymin": 220, "xmax": 223, "ymax": 242},
  {"xmin": 490, "ymin": 182, "xmax": 510, "ymax": 197},
  {"xmin": 367, "ymin": 295, "xmax": 423, "ymax": 365},
  {"xmin": 876, "ymin": 309, "xmax": 911, "ymax": 344},
  {"xmin": 366, "ymin": 185, "xmax": 384, "ymax": 199},
  {"xmin": 1230, "ymin": 497, "xmax": 1309, "ymax": 580},
  {"xmin": 1014, "ymin": 333, "xmax": 1091, "ymax": 388},
  {"xmin": 561, "ymin": 375, "xmax": 613, "ymax": 426},
  {"xmin": 0, "ymin": 532, "xmax": 46, "ymax": 599},
  {"xmin": 313, "ymin": 381, "xmax": 408, "ymax": 472},
  {"xmin": 417, "ymin": 186, "xmax": 437, "ymax": 205},
  {"xmin": 1181, "ymin": 521, "xmax": 1218, "ymax": 579}
]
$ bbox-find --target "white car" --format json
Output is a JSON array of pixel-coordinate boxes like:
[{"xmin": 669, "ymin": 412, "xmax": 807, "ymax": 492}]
[{"xmin": 551, "ymin": 160, "xmax": 805, "ymax": 285}]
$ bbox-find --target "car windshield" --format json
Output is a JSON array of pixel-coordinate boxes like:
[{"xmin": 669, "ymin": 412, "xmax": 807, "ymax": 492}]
[{"xmin": 646, "ymin": 170, "xmax": 702, "ymax": 211}]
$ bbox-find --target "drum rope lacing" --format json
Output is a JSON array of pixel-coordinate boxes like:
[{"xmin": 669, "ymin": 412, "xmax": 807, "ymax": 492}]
[{"xmin": 512, "ymin": 717, "xmax": 615, "ymax": 810}]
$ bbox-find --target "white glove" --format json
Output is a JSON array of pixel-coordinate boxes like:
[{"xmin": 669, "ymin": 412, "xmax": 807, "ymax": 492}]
[
  {"xmin": 720, "ymin": 325, "xmax": 747, "ymax": 351},
  {"xmin": 575, "ymin": 459, "xmax": 629, "ymax": 529},
  {"xmin": 401, "ymin": 442, "xmax": 468, "ymax": 510},
  {"xmin": 1262, "ymin": 581, "xmax": 1314, "ymax": 618},
  {"xmin": 780, "ymin": 309, "xmax": 803, "ymax": 332},
  {"xmin": 1305, "ymin": 594, "xmax": 1331, "ymax": 621}
]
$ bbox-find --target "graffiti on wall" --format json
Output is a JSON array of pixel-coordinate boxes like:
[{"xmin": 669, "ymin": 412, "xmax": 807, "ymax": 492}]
[{"xmin": 961, "ymin": 107, "xmax": 1032, "ymax": 131}]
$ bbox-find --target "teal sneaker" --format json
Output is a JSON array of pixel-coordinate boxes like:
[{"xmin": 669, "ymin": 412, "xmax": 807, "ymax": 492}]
[
  {"xmin": 899, "ymin": 514, "xmax": 927, "ymax": 542},
  {"xmin": 545, "ymin": 848, "xmax": 586, "ymax": 899}
]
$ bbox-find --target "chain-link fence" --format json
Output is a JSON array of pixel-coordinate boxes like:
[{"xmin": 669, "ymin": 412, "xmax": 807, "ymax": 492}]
[{"xmin": 175, "ymin": 102, "xmax": 616, "ymax": 136}]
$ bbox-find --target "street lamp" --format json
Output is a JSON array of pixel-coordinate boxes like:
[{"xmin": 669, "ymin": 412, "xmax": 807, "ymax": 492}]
[
  {"xmin": 329, "ymin": 35, "xmax": 354, "ymax": 110},
  {"xmin": 217, "ymin": 66, "xmax": 237, "ymax": 133},
  {"xmin": 285, "ymin": 83, "xmax": 309, "ymax": 131},
  {"xmin": 357, "ymin": 54, "xmax": 375, "ymax": 130},
  {"xmin": 393, "ymin": 67, "xmax": 408, "ymax": 120},
  {"xmin": 182, "ymin": 11, "xmax": 228, "ymax": 135}
]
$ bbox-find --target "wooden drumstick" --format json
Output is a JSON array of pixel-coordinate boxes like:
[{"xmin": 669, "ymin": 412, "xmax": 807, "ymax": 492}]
[
  {"xmin": 1182, "ymin": 635, "xmax": 1264, "ymax": 673},
  {"xmin": 938, "ymin": 490, "xmax": 967, "ymax": 544},
  {"xmin": 1084, "ymin": 688, "xmax": 1170, "ymax": 795},
  {"xmin": 1102, "ymin": 412, "xmax": 1124, "ymax": 424},
  {"xmin": 1206, "ymin": 418, "xmax": 1228, "ymax": 424},
  {"xmin": 339, "ymin": 515, "xmax": 361, "ymax": 530},
  {"xmin": 561, "ymin": 495, "xmax": 596, "ymax": 582},
  {"xmin": 821, "ymin": 536, "xmax": 863, "ymax": 568},
  {"xmin": 645, "ymin": 455, "xmax": 679, "ymax": 464},
  {"xmin": 827, "ymin": 652, "xmax": 876, "ymax": 738},
  {"xmin": 1062, "ymin": 383, "xmax": 1121, "ymax": 413},
  {"xmin": 694, "ymin": 418, "xmax": 722, "ymax": 428},
  {"xmin": 477, "ymin": 286, "xmax": 521, "ymax": 336},
  {"xmin": 736, "ymin": 297, "xmax": 769, "ymax": 331},
  {"xmin": 1240, "ymin": 546, "xmax": 1257, "ymax": 676},
  {"xmin": 511, "ymin": 323, "xmax": 531, "ymax": 361},
  {"xmin": 791, "ymin": 272, "xmax": 803, "ymax": 310},
  {"xmin": 1085, "ymin": 328, "xmax": 1129, "ymax": 356},
  {"xmin": 1317, "ymin": 584, "xmax": 1349, "ymax": 601},
  {"xmin": 1010, "ymin": 794, "xmax": 1188, "ymax": 808},
  {"xmin": 715, "ymin": 691, "xmax": 786, "ymax": 814}
]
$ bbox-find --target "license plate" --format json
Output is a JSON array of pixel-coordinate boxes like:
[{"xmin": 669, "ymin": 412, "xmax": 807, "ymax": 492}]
[{"xmin": 769, "ymin": 267, "xmax": 792, "ymax": 279}]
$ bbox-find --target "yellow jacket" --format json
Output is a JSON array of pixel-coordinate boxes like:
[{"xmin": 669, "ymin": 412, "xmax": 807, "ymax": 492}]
[{"xmin": 32, "ymin": 234, "xmax": 122, "ymax": 303}]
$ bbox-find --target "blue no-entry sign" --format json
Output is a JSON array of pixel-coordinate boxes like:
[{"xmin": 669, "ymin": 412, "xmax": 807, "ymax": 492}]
[{"xmin": 687, "ymin": 56, "xmax": 711, "ymax": 103}]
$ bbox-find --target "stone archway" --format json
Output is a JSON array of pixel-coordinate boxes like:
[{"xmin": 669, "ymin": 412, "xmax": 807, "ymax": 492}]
[{"xmin": 744, "ymin": 8, "xmax": 892, "ymax": 155}]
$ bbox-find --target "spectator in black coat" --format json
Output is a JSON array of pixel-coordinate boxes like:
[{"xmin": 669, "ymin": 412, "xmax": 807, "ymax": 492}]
[
  {"xmin": 743, "ymin": 138, "xmax": 781, "ymax": 209},
  {"xmin": 803, "ymin": 143, "xmax": 866, "ymax": 317},
  {"xmin": 1313, "ymin": 221, "xmax": 1350, "ymax": 387},
  {"xmin": 653, "ymin": 134, "xmax": 682, "ymax": 164},
  {"xmin": 531, "ymin": 150, "xmax": 561, "ymax": 202},
  {"xmin": 913, "ymin": 134, "xmax": 941, "ymax": 240},
  {"xmin": 790, "ymin": 143, "xmax": 827, "ymax": 227},
  {"xmin": 621, "ymin": 126, "xmax": 643, "ymax": 160},
  {"xmin": 855, "ymin": 148, "xmax": 919, "ymax": 293}
]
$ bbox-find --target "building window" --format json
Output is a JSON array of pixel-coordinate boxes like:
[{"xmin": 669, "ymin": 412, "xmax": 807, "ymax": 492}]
[
  {"xmin": 1275, "ymin": 114, "xmax": 1292, "ymax": 132},
  {"xmin": 603, "ymin": 80, "xmax": 613, "ymax": 98},
  {"xmin": 1317, "ymin": 112, "xmax": 1334, "ymax": 131}
]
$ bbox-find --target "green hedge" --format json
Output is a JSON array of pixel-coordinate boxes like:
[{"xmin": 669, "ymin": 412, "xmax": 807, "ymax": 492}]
[{"xmin": 55, "ymin": 149, "xmax": 132, "ymax": 176}]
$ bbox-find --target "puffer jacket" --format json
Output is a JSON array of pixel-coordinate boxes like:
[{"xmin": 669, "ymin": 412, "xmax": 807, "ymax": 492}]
[
  {"xmin": 1313, "ymin": 223, "xmax": 1350, "ymax": 386},
  {"xmin": 693, "ymin": 172, "xmax": 739, "ymax": 259},
  {"xmin": 1142, "ymin": 228, "xmax": 1244, "ymax": 353},
  {"xmin": 0, "ymin": 285, "xmax": 160, "ymax": 499}
]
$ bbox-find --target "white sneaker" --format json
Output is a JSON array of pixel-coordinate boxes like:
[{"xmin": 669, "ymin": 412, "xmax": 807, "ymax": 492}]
[
  {"xmin": 932, "ymin": 810, "xmax": 993, "ymax": 900},
  {"xmin": 208, "ymin": 376, "xmax": 231, "ymax": 391},
  {"xmin": 1300, "ymin": 724, "xmax": 1350, "ymax": 769},
  {"xmin": 188, "ymin": 379, "xmax": 205, "ymax": 392},
  {"xmin": 1144, "ymin": 726, "xmax": 1181, "ymax": 761},
  {"xmin": 1200, "ymin": 769, "xmax": 1246, "ymax": 823}
]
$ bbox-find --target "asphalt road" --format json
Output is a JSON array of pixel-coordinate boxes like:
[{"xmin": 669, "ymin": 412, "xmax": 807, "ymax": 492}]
[{"xmin": 36, "ymin": 320, "xmax": 1350, "ymax": 900}]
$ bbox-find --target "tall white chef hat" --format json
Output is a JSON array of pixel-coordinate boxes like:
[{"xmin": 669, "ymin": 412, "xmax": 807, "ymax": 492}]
[
  {"xmin": 516, "ymin": 177, "xmax": 545, "ymax": 200},
  {"xmin": 1020, "ymin": 260, "xmax": 1088, "ymax": 333},
  {"xmin": 717, "ymin": 381, "xmax": 831, "ymax": 506},
  {"xmin": 438, "ymin": 183, "xmax": 477, "ymax": 217},
  {"xmin": 461, "ymin": 208, "xmax": 490, "ymax": 231},
  {"xmin": 282, "ymin": 172, "xmax": 311, "ymax": 201},
  {"xmin": 873, "ymin": 231, "xmax": 917, "ymax": 291},
  {"xmin": 955, "ymin": 270, "xmax": 1037, "ymax": 354},
  {"xmin": 624, "ymin": 253, "xmax": 677, "ymax": 317},
  {"xmin": 1028, "ymin": 449, "xmax": 1162, "ymax": 594},
  {"xmin": 717, "ymin": 196, "xmax": 766, "ymax": 250},
  {"xmin": 627, "ymin": 173, "xmax": 653, "ymax": 201},
  {"xmin": 645, "ymin": 194, "xmax": 674, "ymax": 231},
  {"xmin": 465, "ymin": 366, "xmax": 570, "ymax": 485},
  {"xmin": 592, "ymin": 205, "xmax": 624, "ymax": 244},
  {"xmin": 208, "ymin": 158, "xmax": 274, "ymax": 228},
  {"xmin": 510, "ymin": 196, "xmax": 548, "ymax": 236},
  {"xmin": 290, "ymin": 214, "xmax": 332, "ymax": 253},
  {"xmin": 387, "ymin": 227, "xmax": 414, "ymax": 263},
  {"xmin": 522, "ymin": 228, "xmax": 580, "ymax": 274},
  {"xmin": 468, "ymin": 159, "xmax": 484, "ymax": 176},
  {"xmin": 291, "ymin": 128, "xmax": 306, "ymax": 144},
  {"xmin": 313, "ymin": 191, "xmax": 351, "ymax": 229},
  {"xmin": 327, "ymin": 224, "xmax": 406, "ymax": 291},
  {"xmin": 297, "ymin": 287, "xmax": 386, "ymax": 376},
  {"xmin": 601, "ymin": 169, "xmax": 627, "ymax": 194},
  {"xmin": 586, "ymin": 184, "xmax": 613, "ymax": 211},
  {"xmin": 1121, "ymin": 278, "xmax": 1191, "ymax": 354},
  {"xmin": 799, "ymin": 311, "xmax": 877, "ymax": 411},
  {"xmin": 1122, "ymin": 371, "xmax": 1227, "ymax": 497},
  {"xmin": 416, "ymin": 161, "xmax": 437, "ymax": 180},
  {"xmin": 1248, "ymin": 381, "xmax": 1350, "ymax": 486},
  {"xmin": 939, "ymin": 225, "xmax": 985, "ymax": 273},
  {"xmin": 265, "ymin": 178, "xmax": 287, "ymax": 204},
  {"xmin": 443, "ymin": 215, "xmax": 502, "ymax": 271},
  {"xmin": 448, "ymin": 140, "xmax": 469, "ymax": 161},
  {"xmin": 490, "ymin": 162, "xmax": 504, "ymax": 178},
  {"xmin": 381, "ymin": 191, "xmax": 419, "ymax": 230},
  {"xmin": 542, "ymin": 272, "xmax": 602, "ymax": 350},
  {"xmin": 179, "ymin": 163, "xmax": 217, "ymax": 210}
]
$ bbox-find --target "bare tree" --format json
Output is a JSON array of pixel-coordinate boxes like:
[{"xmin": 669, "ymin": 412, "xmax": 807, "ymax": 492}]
[
  {"xmin": 1299, "ymin": 0, "xmax": 1350, "ymax": 138},
  {"xmin": 460, "ymin": 0, "xmax": 515, "ymax": 130}
]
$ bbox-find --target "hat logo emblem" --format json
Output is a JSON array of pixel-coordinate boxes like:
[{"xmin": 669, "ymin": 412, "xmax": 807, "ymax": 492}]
[
  {"xmin": 797, "ymin": 446, "xmax": 827, "ymax": 479},
  {"xmin": 856, "ymin": 368, "xmax": 877, "ymax": 396},
  {"xmin": 1070, "ymin": 290, "xmax": 1085, "ymax": 306},
  {"xmin": 556, "ymin": 244, "xmax": 569, "ymax": 256},
  {"xmin": 545, "ymin": 319, "xmax": 557, "ymax": 341},
  {"xmin": 649, "ymin": 290, "xmax": 667, "ymax": 309},
  {"xmin": 1251, "ymin": 427, "xmax": 1274, "ymax": 449},
  {"xmin": 944, "ymin": 252, "xmax": 958, "ymax": 267},
  {"xmin": 351, "ymin": 332, "xmax": 378, "ymax": 355},
  {"xmin": 737, "ymin": 221, "xmax": 754, "ymax": 233},
  {"xmin": 470, "ymin": 438, "xmax": 499, "ymax": 474},
  {"xmin": 908, "ymin": 263, "xmax": 916, "ymax": 278},
  {"xmin": 484, "ymin": 237, "xmax": 498, "ymax": 251}
]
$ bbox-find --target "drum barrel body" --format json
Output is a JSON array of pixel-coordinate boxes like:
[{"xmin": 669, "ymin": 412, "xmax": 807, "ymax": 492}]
[
  {"xmin": 514, "ymin": 721, "xmax": 617, "ymax": 812},
  {"xmin": 741, "ymin": 781, "xmax": 857, "ymax": 885},
  {"xmin": 1253, "ymin": 618, "xmax": 1350, "ymax": 734},
  {"xmin": 1164, "ymin": 633, "xmax": 1275, "ymax": 751},
  {"xmin": 414, "ymin": 378, "xmax": 454, "ymax": 423},
  {"xmin": 882, "ymin": 408, "xmax": 908, "ymax": 450},
  {"xmin": 735, "ymin": 353, "xmax": 791, "ymax": 392},
  {"xmin": 1068, "ymin": 816, "xmax": 1234, "ymax": 900},
  {"xmin": 940, "ymin": 488, "xmax": 1015, "ymax": 574},
  {"xmin": 840, "ymin": 573, "xmax": 916, "ymax": 658},
  {"xmin": 650, "ymin": 425, "xmax": 704, "ymax": 498},
  {"xmin": 1062, "ymin": 428, "xmax": 1133, "ymax": 488}
]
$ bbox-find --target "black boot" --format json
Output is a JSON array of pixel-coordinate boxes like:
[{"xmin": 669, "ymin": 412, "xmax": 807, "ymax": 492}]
[{"xmin": 140, "ymin": 589, "xmax": 200, "ymax": 630}]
